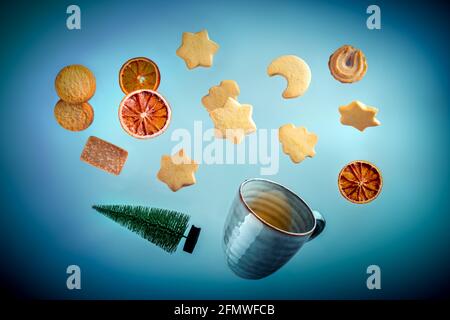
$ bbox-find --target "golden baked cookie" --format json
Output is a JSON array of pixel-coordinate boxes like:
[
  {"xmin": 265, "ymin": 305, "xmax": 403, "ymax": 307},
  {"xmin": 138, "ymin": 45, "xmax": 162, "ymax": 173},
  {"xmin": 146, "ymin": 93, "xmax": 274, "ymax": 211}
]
[
  {"xmin": 279, "ymin": 124, "xmax": 318, "ymax": 164},
  {"xmin": 55, "ymin": 64, "xmax": 96, "ymax": 103},
  {"xmin": 339, "ymin": 100, "xmax": 380, "ymax": 131},
  {"xmin": 267, "ymin": 55, "xmax": 311, "ymax": 99},
  {"xmin": 202, "ymin": 80, "xmax": 240, "ymax": 112},
  {"xmin": 54, "ymin": 99, "xmax": 94, "ymax": 131},
  {"xmin": 176, "ymin": 30, "xmax": 219, "ymax": 69},
  {"xmin": 157, "ymin": 149, "xmax": 199, "ymax": 192},
  {"xmin": 80, "ymin": 136, "xmax": 128, "ymax": 175},
  {"xmin": 209, "ymin": 97, "xmax": 257, "ymax": 144},
  {"xmin": 328, "ymin": 45, "xmax": 367, "ymax": 83}
]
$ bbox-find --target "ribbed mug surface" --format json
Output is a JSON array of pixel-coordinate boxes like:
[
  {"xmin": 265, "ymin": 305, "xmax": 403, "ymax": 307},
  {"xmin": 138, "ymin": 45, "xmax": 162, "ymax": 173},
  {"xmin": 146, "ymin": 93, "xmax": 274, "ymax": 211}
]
[{"xmin": 223, "ymin": 178, "xmax": 324, "ymax": 279}]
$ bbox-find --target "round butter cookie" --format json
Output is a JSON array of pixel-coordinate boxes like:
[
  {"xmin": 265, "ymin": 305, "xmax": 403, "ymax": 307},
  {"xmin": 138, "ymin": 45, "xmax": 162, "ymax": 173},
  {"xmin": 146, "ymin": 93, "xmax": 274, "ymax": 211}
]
[
  {"xmin": 54, "ymin": 99, "xmax": 94, "ymax": 131},
  {"xmin": 55, "ymin": 64, "xmax": 96, "ymax": 103}
]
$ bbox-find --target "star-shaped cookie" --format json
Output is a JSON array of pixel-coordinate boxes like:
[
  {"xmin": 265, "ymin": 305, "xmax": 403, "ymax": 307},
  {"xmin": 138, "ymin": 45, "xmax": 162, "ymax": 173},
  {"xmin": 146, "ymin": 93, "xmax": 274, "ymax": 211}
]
[
  {"xmin": 157, "ymin": 149, "xmax": 199, "ymax": 192},
  {"xmin": 339, "ymin": 100, "xmax": 380, "ymax": 131},
  {"xmin": 202, "ymin": 80, "xmax": 240, "ymax": 112},
  {"xmin": 176, "ymin": 29, "xmax": 219, "ymax": 69},
  {"xmin": 209, "ymin": 97, "xmax": 257, "ymax": 144},
  {"xmin": 279, "ymin": 124, "xmax": 318, "ymax": 164}
]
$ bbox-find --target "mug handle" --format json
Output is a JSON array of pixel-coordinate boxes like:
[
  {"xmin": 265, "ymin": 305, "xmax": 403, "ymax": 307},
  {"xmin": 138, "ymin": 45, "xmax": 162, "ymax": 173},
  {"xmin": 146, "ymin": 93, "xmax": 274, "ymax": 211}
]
[{"xmin": 308, "ymin": 210, "xmax": 326, "ymax": 241}]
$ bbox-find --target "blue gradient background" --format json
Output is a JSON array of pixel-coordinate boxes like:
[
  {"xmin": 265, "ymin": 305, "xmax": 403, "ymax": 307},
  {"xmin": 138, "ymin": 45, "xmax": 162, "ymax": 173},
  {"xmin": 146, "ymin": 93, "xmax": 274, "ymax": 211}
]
[{"xmin": 1, "ymin": 0, "xmax": 449, "ymax": 299}]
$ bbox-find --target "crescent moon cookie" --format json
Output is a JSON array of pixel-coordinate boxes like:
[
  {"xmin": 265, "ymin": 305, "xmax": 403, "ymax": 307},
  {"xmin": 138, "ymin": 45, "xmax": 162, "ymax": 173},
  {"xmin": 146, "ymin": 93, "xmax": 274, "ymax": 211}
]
[
  {"xmin": 328, "ymin": 45, "xmax": 367, "ymax": 83},
  {"xmin": 267, "ymin": 55, "xmax": 311, "ymax": 99}
]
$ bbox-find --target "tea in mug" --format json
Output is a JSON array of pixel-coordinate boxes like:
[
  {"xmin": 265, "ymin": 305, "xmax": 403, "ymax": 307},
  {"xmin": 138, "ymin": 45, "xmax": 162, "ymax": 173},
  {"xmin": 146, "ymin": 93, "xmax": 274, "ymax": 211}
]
[{"xmin": 247, "ymin": 190, "xmax": 294, "ymax": 232}]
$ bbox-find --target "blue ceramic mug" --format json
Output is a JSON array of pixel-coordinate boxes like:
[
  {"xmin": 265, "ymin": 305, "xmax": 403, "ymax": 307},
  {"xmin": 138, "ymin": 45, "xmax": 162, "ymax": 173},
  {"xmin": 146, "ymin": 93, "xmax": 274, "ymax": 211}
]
[{"xmin": 223, "ymin": 178, "xmax": 325, "ymax": 279}]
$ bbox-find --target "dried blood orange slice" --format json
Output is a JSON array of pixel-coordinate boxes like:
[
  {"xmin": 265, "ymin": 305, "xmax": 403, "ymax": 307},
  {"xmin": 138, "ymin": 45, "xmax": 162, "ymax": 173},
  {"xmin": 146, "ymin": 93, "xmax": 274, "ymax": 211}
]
[
  {"xmin": 119, "ymin": 89, "xmax": 171, "ymax": 139},
  {"xmin": 338, "ymin": 160, "xmax": 382, "ymax": 204},
  {"xmin": 119, "ymin": 57, "xmax": 161, "ymax": 94}
]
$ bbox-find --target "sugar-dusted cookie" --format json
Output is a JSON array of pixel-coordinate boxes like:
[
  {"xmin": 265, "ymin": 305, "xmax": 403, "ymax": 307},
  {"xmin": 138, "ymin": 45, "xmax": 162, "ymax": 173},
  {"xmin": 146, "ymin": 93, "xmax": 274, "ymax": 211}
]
[
  {"xmin": 176, "ymin": 30, "xmax": 219, "ymax": 69},
  {"xmin": 267, "ymin": 55, "xmax": 311, "ymax": 99},
  {"xmin": 209, "ymin": 97, "xmax": 257, "ymax": 144},
  {"xmin": 201, "ymin": 80, "xmax": 240, "ymax": 112},
  {"xmin": 329, "ymin": 45, "xmax": 367, "ymax": 83},
  {"xmin": 54, "ymin": 99, "xmax": 94, "ymax": 131},
  {"xmin": 339, "ymin": 100, "xmax": 380, "ymax": 131},
  {"xmin": 80, "ymin": 136, "xmax": 128, "ymax": 175},
  {"xmin": 157, "ymin": 149, "xmax": 199, "ymax": 192},
  {"xmin": 55, "ymin": 64, "xmax": 96, "ymax": 103},
  {"xmin": 279, "ymin": 124, "xmax": 318, "ymax": 164}
]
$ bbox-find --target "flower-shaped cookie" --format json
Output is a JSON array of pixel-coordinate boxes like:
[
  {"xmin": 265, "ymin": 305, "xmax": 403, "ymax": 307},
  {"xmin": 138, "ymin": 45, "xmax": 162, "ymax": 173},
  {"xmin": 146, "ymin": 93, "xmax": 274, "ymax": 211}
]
[
  {"xmin": 279, "ymin": 124, "xmax": 318, "ymax": 164},
  {"xmin": 157, "ymin": 149, "xmax": 199, "ymax": 192}
]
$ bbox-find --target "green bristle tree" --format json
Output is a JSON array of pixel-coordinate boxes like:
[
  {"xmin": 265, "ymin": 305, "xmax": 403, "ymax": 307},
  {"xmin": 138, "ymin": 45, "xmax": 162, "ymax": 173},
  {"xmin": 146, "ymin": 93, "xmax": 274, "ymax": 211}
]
[{"xmin": 92, "ymin": 204, "xmax": 200, "ymax": 254}]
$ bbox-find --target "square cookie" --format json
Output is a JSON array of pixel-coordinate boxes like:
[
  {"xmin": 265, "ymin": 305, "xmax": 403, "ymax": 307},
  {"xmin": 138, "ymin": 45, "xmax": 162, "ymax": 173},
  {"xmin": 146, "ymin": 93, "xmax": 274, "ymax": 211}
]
[{"xmin": 80, "ymin": 136, "xmax": 128, "ymax": 175}]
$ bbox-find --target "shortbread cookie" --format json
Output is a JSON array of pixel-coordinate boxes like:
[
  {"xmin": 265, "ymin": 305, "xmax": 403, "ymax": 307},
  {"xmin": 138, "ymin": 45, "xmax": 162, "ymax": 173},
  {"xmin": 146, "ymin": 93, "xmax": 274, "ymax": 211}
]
[
  {"xmin": 201, "ymin": 80, "xmax": 240, "ymax": 112},
  {"xmin": 55, "ymin": 64, "xmax": 96, "ymax": 103},
  {"xmin": 54, "ymin": 100, "xmax": 94, "ymax": 131},
  {"xmin": 80, "ymin": 136, "xmax": 128, "ymax": 175},
  {"xmin": 339, "ymin": 101, "xmax": 380, "ymax": 131},
  {"xmin": 176, "ymin": 30, "xmax": 219, "ymax": 69},
  {"xmin": 279, "ymin": 124, "xmax": 318, "ymax": 163},
  {"xmin": 267, "ymin": 55, "xmax": 311, "ymax": 99},
  {"xmin": 329, "ymin": 45, "xmax": 367, "ymax": 83},
  {"xmin": 209, "ymin": 97, "xmax": 256, "ymax": 144},
  {"xmin": 157, "ymin": 149, "xmax": 199, "ymax": 192}
]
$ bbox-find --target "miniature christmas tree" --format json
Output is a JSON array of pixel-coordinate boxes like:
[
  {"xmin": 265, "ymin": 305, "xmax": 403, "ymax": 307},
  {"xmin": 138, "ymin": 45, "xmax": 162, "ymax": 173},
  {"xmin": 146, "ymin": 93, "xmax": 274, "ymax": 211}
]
[{"xmin": 92, "ymin": 204, "xmax": 201, "ymax": 254}]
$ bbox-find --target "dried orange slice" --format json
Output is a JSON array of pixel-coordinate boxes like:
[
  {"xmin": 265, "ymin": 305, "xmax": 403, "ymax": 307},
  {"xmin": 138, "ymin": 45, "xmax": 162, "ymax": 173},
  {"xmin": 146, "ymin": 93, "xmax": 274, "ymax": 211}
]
[
  {"xmin": 119, "ymin": 57, "xmax": 161, "ymax": 94},
  {"xmin": 119, "ymin": 89, "xmax": 171, "ymax": 139},
  {"xmin": 338, "ymin": 160, "xmax": 382, "ymax": 204}
]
